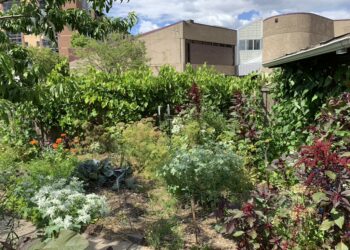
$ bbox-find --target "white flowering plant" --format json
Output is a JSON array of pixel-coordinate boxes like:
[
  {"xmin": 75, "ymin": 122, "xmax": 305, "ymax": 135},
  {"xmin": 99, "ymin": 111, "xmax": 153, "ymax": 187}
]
[{"xmin": 31, "ymin": 178, "xmax": 108, "ymax": 236}]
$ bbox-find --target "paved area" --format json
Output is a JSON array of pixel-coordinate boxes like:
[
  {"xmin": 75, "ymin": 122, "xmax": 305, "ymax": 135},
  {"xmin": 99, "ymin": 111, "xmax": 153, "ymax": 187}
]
[{"xmin": 0, "ymin": 218, "xmax": 149, "ymax": 250}]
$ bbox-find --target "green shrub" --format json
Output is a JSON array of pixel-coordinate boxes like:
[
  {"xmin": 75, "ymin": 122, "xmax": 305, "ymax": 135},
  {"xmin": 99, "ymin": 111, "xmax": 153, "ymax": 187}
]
[
  {"xmin": 122, "ymin": 119, "xmax": 170, "ymax": 176},
  {"xmin": 171, "ymin": 107, "xmax": 228, "ymax": 148},
  {"xmin": 24, "ymin": 149, "xmax": 77, "ymax": 181},
  {"xmin": 0, "ymin": 144, "xmax": 20, "ymax": 170},
  {"xmin": 159, "ymin": 143, "xmax": 250, "ymax": 206}
]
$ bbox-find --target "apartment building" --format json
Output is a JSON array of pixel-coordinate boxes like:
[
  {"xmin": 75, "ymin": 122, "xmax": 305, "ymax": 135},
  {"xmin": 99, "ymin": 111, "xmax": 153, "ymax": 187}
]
[
  {"xmin": 0, "ymin": 0, "xmax": 88, "ymax": 59},
  {"xmin": 139, "ymin": 20, "xmax": 237, "ymax": 75}
]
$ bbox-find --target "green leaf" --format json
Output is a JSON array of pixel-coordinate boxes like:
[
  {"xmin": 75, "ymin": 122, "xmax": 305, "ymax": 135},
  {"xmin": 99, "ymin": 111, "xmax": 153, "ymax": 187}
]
[
  {"xmin": 336, "ymin": 242, "xmax": 349, "ymax": 250},
  {"xmin": 248, "ymin": 230, "xmax": 257, "ymax": 239},
  {"xmin": 341, "ymin": 152, "xmax": 350, "ymax": 158},
  {"xmin": 334, "ymin": 216, "xmax": 345, "ymax": 229},
  {"xmin": 320, "ymin": 219, "xmax": 334, "ymax": 231},
  {"xmin": 325, "ymin": 171, "xmax": 337, "ymax": 181},
  {"xmin": 312, "ymin": 192, "xmax": 329, "ymax": 203},
  {"xmin": 233, "ymin": 231, "xmax": 245, "ymax": 237}
]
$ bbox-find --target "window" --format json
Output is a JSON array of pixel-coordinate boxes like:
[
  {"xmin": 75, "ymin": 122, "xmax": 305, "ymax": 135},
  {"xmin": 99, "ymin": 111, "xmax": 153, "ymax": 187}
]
[
  {"xmin": 248, "ymin": 40, "xmax": 254, "ymax": 50},
  {"xmin": 36, "ymin": 41, "xmax": 41, "ymax": 47},
  {"xmin": 42, "ymin": 38, "xmax": 51, "ymax": 47},
  {"xmin": 254, "ymin": 39, "xmax": 261, "ymax": 50},
  {"xmin": 239, "ymin": 40, "xmax": 246, "ymax": 50},
  {"xmin": 7, "ymin": 33, "xmax": 22, "ymax": 45},
  {"xmin": 3, "ymin": 1, "xmax": 13, "ymax": 11},
  {"xmin": 239, "ymin": 39, "xmax": 262, "ymax": 51}
]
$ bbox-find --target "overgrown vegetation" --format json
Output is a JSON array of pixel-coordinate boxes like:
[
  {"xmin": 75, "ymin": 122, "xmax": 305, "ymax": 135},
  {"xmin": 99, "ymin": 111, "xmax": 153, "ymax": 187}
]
[
  {"xmin": 71, "ymin": 32, "xmax": 148, "ymax": 74},
  {"xmin": 1, "ymin": 10, "xmax": 350, "ymax": 247}
]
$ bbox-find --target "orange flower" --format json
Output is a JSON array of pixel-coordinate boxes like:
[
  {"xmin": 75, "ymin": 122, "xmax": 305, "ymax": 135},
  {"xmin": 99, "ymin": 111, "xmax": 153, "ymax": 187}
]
[
  {"xmin": 60, "ymin": 133, "xmax": 67, "ymax": 138},
  {"xmin": 52, "ymin": 143, "xmax": 59, "ymax": 149},
  {"xmin": 29, "ymin": 139, "xmax": 39, "ymax": 146},
  {"xmin": 56, "ymin": 138, "xmax": 63, "ymax": 144}
]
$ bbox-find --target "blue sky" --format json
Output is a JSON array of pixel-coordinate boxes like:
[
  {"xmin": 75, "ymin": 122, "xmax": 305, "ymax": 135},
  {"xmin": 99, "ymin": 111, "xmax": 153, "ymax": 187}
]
[{"xmin": 109, "ymin": 0, "xmax": 350, "ymax": 34}]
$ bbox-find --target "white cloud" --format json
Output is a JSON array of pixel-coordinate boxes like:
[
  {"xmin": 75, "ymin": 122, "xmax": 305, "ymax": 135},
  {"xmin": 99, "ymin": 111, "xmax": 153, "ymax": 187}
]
[
  {"xmin": 109, "ymin": 0, "xmax": 350, "ymax": 32},
  {"xmin": 138, "ymin": 20, "xmax": 160, "ymax": 34}
]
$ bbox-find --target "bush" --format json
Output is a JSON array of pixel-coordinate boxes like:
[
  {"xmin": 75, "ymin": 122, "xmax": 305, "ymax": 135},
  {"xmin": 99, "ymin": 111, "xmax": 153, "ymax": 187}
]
[
  {"xmin": 31, "ymin": 178, "xmax": 108, "ymax": 236},
  {"xmin": 122, "ymin": 119, "xmax": 170, "ymax": 175},
  {"xmin": 24, "ymin": 149, "xmax": 77, "ymax": 182},
  {"xmin": 159, "ymin": 143, "xmax": 250, "ymax": 206}
]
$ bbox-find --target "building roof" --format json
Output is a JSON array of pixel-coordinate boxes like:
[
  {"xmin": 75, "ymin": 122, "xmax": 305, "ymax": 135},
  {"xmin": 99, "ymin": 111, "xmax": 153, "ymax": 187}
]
[
  {"xmin": 264, "ymin": 12, "xmax": 333, "ymax": 22},
  {"xmin": 138, "ymin": 20, "xmax": 236, "ymax": 37},
  {"xmin": 263, "ymin": 33, "xmax": 350, "ymax": 67}
]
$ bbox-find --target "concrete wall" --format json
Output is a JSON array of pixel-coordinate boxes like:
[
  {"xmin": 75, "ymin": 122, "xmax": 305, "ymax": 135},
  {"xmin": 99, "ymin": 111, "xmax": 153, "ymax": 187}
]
[
  {"xmin": 140, "ymin": 21, "xmax": 236, "ymax": 75},
  {"xmin": 23, "ymin": 34, "xmax": 41, "ymax": 47},
  {"xmin": 139, "ymin": 22, "xmax": 185, "ymax": 74},
  {"xmin": 263, "ymin": 13, "xmax": 334, "ymax": 63},
  {"xmin": 334, "ymin": 20, "xmax": 350, "ymax": 37},
  {"xmin": 183, "ymin": 21, "xmax": 236, "ymax": 45}
]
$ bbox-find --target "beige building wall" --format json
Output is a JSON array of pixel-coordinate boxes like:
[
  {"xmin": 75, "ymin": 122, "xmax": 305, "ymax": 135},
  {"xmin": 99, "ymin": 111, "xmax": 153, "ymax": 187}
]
[
  {"xmin": 139, "ymin": 22, "xmax": 185, "ymax": 73},
  {"xmin": 139, "ymin": 21, "xmax": 236, "ymax": 75},
  {"xmin": 334, "ymin": 19, "xmax": 350, "ymax": 37},
  {"xmin": 23, "ymin": 34, "xmax": 41, "ymax": 47},
  {"xmin": 263, "ymin": 13, "xmax": 334, "ymax": 63},
  {"xmin": 183, "ymin": 21, "xmax": 236, "ymax": 45}
]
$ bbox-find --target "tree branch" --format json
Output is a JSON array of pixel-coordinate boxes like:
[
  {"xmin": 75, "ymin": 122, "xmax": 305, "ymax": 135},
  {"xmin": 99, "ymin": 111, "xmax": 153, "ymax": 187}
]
[{"xmin": 0, "ymin": 14, "xmax": 25, "ymax": 20}]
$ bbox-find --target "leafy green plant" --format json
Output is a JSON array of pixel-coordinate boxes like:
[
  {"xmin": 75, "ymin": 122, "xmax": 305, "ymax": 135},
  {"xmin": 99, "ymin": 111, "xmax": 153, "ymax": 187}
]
[
  {"xmin": 122, "ymin": 119, "xmax": 170, "ymax": 175},
  {"xmin": 75, "ymin": 159, "xmax": 132, "ymax": 191},
  {"xmin": 159, "ymin": 143, "xmax": 249, "ymax": 207},
  {"xmin": 24, "ymin": 149, "xmax": 78, "ymax": 182},
  {"xmin": 31, "ymin": 178, "xmax": 108, "ymax": 236},
  {"xmin": 71, "ymin": 32, "xmax": 148, "ymax": 74}
]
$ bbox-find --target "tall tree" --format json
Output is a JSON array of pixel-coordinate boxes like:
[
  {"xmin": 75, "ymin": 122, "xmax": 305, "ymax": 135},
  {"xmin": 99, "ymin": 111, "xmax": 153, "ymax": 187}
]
[
  {"xmin": 0, "ymin": 0, "xmax": 136, "ymax": 100},
  {"xmin": 71, "ymin": 32, "xmax": 148, "ymax": 74}
]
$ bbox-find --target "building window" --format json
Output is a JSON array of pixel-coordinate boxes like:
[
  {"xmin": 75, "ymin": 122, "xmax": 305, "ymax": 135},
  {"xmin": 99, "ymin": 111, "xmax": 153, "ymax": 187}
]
[
  {"xmin": 239, "ymin": 39, "xmax": 262, "ymax": 51},
  {"xmin": 239, "ymin": 40, "xmax": 246, "ymax": 50},
  {"xmin": 254, "ymin": 39, "xmax": 261, "ymax": 50},
  {"xmin": 42, "ymin": 38, "xmax": 51, "ymax": 47},
  {"xmin": 248, "ymin": 40, "xmax": 254, "ymax": 50},
  {"xmin": 7, "ymin": 32, "xmax": 22, "ymax": 45}
]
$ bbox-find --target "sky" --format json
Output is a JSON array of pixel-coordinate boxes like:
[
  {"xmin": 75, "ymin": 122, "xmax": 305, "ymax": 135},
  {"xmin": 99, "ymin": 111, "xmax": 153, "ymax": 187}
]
[{"xmin": 109, "ymin": 0, "xmax": 350, "ymax": 34}]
